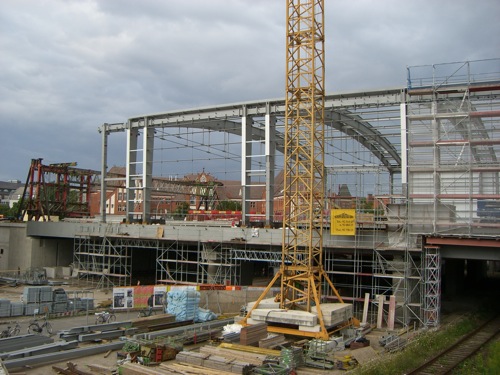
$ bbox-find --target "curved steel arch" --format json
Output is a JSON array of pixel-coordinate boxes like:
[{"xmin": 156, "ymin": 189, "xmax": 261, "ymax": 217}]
[
  {"xmin": 325, "ymin": 109, "xmax": 402, "ymax": 173},
  {"xmin": 124, "ymin": 106, "xmax": 403, "ymax": 173},
  {"xmin": 99, "ymin": 89, "xmax": 406, "ymax": 223}
]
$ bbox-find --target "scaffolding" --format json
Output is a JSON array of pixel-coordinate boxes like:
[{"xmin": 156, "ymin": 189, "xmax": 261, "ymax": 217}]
[
  {"xmin": 73, "ymin": 234, "xmax": 132, "ymax": 289},
  {"xmin": 156, "ymin": 240, "xmax": 241, "ymax": 286},
  {"xmin": 406, "ymin": 59, "xmax": 500, "ymax": 325},
  {"xmin": 406, "ymin": 60, "xmax": 500, "ymax": 239},
  {"xmin": 86, "ymin": 59, "xmax": 499, "ymax": 328}
]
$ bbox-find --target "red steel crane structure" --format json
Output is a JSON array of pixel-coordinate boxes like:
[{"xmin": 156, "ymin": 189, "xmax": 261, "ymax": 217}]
[
  {"xmin": 18, "ymin": 158, "xmax": 99, "ymax": 221},
  {"xmin": 244, "ymin": 0, "xmax": 346, "ymax": 340}
]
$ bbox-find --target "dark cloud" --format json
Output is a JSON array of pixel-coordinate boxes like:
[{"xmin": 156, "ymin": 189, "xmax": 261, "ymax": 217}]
[{"xmin": 1, "ymin": 0, "xmax": 498, "ymax": 181}]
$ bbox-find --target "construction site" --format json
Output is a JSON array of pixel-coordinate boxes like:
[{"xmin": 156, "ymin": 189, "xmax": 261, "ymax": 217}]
[{"xmin": 0, "ymin": 0, "xmax": 499, "ymax": 373}]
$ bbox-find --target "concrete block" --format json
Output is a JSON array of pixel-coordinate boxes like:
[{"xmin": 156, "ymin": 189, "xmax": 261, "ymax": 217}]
[
  {"xmin": 44, "ymin": 267, "xmax": 56, "ymax": 278},
  {"xmin": 61, "ymin": 267, "xmax": 72, "ymax": 277},
  {"xmin": 246, "ymin": 317, "xmax": 261, "ymax": 325},
  {"xmin": 312, "ymin": 303, "xmax": 353, "ymax": 326},
  {"xmin": 298, "ymin": 324, "xmax": 321, "ymax": 332},
  {"xmin": 246, "ymin": 297, "xmax": 280, "ymax": 311},
  {"xmin": 251, "ymin": 309, "xmax": 317, "ymax": 327}
]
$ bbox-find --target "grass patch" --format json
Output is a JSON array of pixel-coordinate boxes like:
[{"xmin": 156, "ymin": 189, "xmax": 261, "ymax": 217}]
[
  {"xmin": 350, "ymin": 313, "xmax": 486, "ymax": 375},
  {"xmin": 453, "ymin": 340, "xmax": 500, "ymax": 375}
]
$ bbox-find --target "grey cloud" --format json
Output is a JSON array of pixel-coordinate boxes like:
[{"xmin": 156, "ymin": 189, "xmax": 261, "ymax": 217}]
[{"xmin": 0, "ymin": 0, "xmax": 498, "ymax": 181}]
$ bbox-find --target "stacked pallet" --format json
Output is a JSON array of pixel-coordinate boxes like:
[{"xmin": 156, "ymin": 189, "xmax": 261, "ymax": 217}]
[
  {"xmin": 239, "ymin": 322, "xmax": 267, "ymax": 346},
  {"xmin": 9, "ymin": 302, "xmax": 24, "ymax": 317},
  {"xmin": 0, "ymin": 299, "xmax": 11, "ymax": 318},
  {"xmin": 176, "ymin": 351, "xmax": 255, "ymax": 374},
  {"xmin": 52, "ymin": 288, "xmax": 68, "ymax": 313}
]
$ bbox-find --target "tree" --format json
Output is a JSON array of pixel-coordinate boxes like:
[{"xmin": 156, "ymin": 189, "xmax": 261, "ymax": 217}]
[
  {"xmin": 173, "ymin": 202, "xmax": 190, "ymax": 220},
  {"xmin": 217, "ymin": 200, "xmax": 242, "ymax": 211}
]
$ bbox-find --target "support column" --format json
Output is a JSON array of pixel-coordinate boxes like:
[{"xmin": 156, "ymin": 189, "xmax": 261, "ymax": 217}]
[
  {"xmin": 126, "ymin": 121, "xmax": 138, "ymax": 223},
  {"xmin": 423, "ymin": 245, "xmax": 441, "ymax": 327},
  {"xmin": 241, "ymin": 106, "xmax": 252, "ymax": 227},
  {"xmin": 142, "ymin": 118, "xmax": 154, "ymax": 224},
  {"xmin": 362, "ymin": 292, "xmax": 370, "ymax": 324},
  {"xmin": 400, "ymin": 100, "xmax": 408, "ymax": 197},
  {"xmin": 377, "ymin": 295, "xmax": 385, "ymax": 329},
  {"xmin": 100, "ymin": 123, "xmax": 108, "ymax": 223},
  {"xmin": 388, "ymin": 295, "xmax": 396, "ymax": 330},
  {"xmin": 265, "ymin": 103, "xmax": 276, "ymax": 227}
]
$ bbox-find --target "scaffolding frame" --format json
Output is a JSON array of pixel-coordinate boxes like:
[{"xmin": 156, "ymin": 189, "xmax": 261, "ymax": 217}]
[
  {"xmin": 73, "ymin": 235, "xmax": 132, "ymax": 289},
  {"xmin": 406, "ymin": 60, "xmax": 500, "ymax": 238},
  {"xmin": 89, "ymin": 59, "xmax": 499, "ymax": 328},
  {"xmin": 155, "ymin": 240, "xmax": 241, "ymax": 286},
  {"xmin": 422, "ymin": 246, "xmax": 440, "ymax": 326}
]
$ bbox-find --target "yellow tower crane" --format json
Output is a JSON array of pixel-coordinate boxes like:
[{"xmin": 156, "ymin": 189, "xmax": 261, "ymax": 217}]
[{"xmin": 243, "ymin": 0, "xmax": 350, "ymax": 340}]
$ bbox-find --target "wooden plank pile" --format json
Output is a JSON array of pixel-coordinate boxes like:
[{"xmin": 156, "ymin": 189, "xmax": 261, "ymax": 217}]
[
  {"xmin": 199, "ymin": 345, "xmax": 269, "ymax": 366},
  {"xmin": 175, "ymin": 351, "xmax": 255, "ymax": 374},
  {"xmin": 130, "ymin": 314, "xmax": 177, "ymax": 333},
  {"xmin": 120, "ymin": 362, "xmax": 235, "ymax": 375},
  {"xmin": 239, "ymin": 322, "xmax": 267, "ymax": 346},
  {"xmin": 258, "ymin": 333, "xmax": 287, "ymax": 349}
]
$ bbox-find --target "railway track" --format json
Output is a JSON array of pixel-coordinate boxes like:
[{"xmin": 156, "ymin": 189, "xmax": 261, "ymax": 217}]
[{"xmin": 407, "ymin": 314, "xmax": 500, "ymax": 374}]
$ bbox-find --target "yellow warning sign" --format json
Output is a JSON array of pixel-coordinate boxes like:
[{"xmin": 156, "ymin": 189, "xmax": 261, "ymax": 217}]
[{"xmin": 331, "ymin": 209, "xmax": 356, "ymax": 236}]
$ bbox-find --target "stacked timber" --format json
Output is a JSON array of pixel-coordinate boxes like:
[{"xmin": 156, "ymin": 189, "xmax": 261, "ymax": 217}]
[
  {"xmin": 239, "ymin": 322, "xmax": 267, "ymax": 346},
  {"xmin": 199, "ymin": 345, "xmax": 269, "ymax": 366},
  {"xmin": 258, "ymin": 333, "xmax": 287, "ymax": 349},
  {"xmin": 183, "ymin": 328, "xmax": 222, "ymax": 345},
  {"xmin": 175, "ymin": 351, "xmax": 255, "ymax": 374},
  {"xmin": 120, "ymin": 361, "xmax": 235, "ymax": 375},
  {"xmin": 222, "ymin": 331, "xmax": 240, "ymax": 343},
  {"xmin": 130, "ymin": 314, "xmax": 177, "ymax": 333}
]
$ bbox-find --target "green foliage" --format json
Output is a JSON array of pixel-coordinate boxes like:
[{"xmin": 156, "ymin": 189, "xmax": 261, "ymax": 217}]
[
  {"xmin": 173, "ymin": 202, "xmax": 190, "ymax": 220},
  {"xmin": 0, "ymin": 199, "xmax": 24, "ymax": 219},
  {"xmin": 485, "ymin": 341, "xmax": 500, "ymax": 375},
  {"xmin": 351, "ymin": 314, "xmax": 486, "ymax": 375},
  {"xmin": 455, "ymin": 340, "xmax": 500, "ymax": 375},
  {"xmin": 217, "ymin": 200, "xmax": 242, "ymax": 211},
  {"xmin": 0, "ymin": 205, "xmax": 10, "ymax": 216}
]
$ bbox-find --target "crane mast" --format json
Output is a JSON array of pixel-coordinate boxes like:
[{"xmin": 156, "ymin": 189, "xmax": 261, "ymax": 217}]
[
  {"xmin": 244, "ymin": 0, "xmax": 345, "ymax": 340},
  {"xmin": 281, "ymin": 0, "xmax": 327, "ymax": 312}
]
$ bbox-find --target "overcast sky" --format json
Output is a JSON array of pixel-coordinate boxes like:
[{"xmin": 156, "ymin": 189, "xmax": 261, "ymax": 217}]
[{"xmin": 1, "ymin": 0, "xmax": 499, "ymax": 182}]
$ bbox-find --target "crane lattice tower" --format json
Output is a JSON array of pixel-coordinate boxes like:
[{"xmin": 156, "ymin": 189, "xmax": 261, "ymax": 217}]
[{"xmin": 245, "ymin": 0, "xmax": 344, "ymax": 340}]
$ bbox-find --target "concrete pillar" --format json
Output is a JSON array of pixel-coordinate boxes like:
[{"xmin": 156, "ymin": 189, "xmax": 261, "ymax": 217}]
[
  {"xmin": 377, "ymin": 295, "xmax": 385, "ymax": 329},
  {"xmin": 362, "ymin": 293, "xmax": 370, "ymax": 324},
  {"xmin": 388, "ymin": 295, "xmax": 396, "ymax": 330}
]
